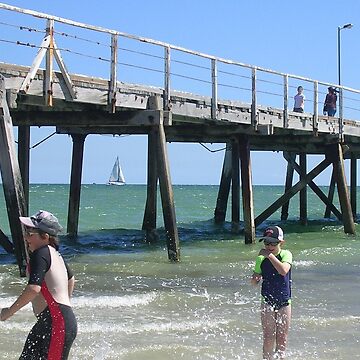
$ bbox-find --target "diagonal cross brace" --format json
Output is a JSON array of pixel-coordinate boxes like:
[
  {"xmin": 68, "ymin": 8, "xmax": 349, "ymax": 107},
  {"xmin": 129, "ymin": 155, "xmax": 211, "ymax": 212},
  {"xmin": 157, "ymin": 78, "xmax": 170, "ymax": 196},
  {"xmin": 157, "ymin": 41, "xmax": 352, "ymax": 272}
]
[
  {"xmin": 255, "ymin": 156, "xmax": 333, "ymax": 227},
  {"xmin": 283, "ymin": 152, "xmax": 342, "ymax": 220}
]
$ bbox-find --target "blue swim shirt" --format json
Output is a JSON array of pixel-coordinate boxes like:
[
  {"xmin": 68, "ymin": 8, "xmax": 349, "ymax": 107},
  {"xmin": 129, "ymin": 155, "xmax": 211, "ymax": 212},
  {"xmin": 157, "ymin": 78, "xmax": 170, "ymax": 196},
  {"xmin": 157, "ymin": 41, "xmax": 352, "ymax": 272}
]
[{"xmin": 254, "ymin": 249, "xmax": 292, "ymax": 305}]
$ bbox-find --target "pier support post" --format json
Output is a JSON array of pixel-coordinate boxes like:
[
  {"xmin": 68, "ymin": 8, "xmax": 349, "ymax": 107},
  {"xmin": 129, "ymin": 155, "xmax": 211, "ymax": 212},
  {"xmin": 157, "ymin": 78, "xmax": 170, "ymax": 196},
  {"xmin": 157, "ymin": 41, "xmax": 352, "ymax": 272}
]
[
  {"xmin": 324, "ymin": 170, "xmax": 336, "ymax": 218},
  {"xmin": 0, "ymin": 75, "xmax": 28, "ymax": 275},
  {"xmin": 281, "ymin": 152, "xmax": 295, "ymax": 220},
  {"xmin": 350, "ymin": 153, "xmax": 357, "ymax": 219},
  {"xmin": 18, "ymin": 125, "xmax": 30, "ymax": 215},
  {"xmin": 330, "ymin": 144, "xmax": 355, "ymax": 234},
  {"xmin": 214, "ymin": 143, "xmax": 232, "ymax": 223},
  {"xmin": 142, "ymin": 128, "xmax": 159, "ymax": 243},
  {"xmin": 149, "ymin": 96, "xmax": 179, "ymax": 261},
  {"xmin": 67, "ymin": 133, "xmax": 86, "ymax": 237},
  {"xmin": 157, "ymin": 124, "xmax": 180, "ymax": 261},
  {"xmin": 239, "ymin": 136, "xmax": 255, "ymax": 243},
  {"xmin": 299, "ymin": 153, "xmax": 307, "ymax": 225},
  {"xmin": 231, "ymin": 138, "xmax": 240, "ymax": 233}
]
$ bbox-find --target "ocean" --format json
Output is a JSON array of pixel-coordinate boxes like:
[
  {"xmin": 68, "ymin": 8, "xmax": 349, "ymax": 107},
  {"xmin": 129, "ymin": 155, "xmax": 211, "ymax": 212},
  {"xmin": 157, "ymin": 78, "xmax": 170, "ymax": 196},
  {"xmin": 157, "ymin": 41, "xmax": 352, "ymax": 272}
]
[{"xmin": 0, "ymin": 184, "xmax": 359, "ymax": 359}]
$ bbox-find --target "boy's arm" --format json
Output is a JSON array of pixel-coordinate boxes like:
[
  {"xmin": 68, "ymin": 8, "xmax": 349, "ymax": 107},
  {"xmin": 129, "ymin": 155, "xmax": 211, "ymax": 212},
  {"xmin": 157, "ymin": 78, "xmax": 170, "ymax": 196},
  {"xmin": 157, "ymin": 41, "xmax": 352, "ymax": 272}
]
[
  {"xmin": 258, "ymin": 249, "xmax": 291, "ymax": 276},
  {"xmin": 266, "ymin": 252, "xmax": 291, "ymax": 276},
  {"xmin": 269, "ymin": 255, "xmax": 291, "ymax": 276},
  {"xmin": 251, "ymin": 256, "xmax": 263, "ymax": 285}
]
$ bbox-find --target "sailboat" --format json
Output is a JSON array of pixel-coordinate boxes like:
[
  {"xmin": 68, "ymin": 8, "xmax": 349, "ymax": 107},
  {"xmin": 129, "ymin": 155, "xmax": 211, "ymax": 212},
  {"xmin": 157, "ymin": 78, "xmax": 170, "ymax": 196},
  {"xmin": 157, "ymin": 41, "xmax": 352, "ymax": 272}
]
[{"xmin": 107, "ymin": 156, "xmax": 126, "ymax": 186}]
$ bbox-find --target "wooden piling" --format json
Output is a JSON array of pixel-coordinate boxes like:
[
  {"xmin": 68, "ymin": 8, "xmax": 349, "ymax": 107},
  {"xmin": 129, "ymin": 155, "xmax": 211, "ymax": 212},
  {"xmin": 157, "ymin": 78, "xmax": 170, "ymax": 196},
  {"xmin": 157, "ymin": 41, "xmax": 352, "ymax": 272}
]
[
  {"xmin": 239, "ymin": 136, "xmax": 255, "ymax": 244},
  {"xmin": 324, "ymin": 170, "xmax": 336, "ymax": 218},
  {"xmin": 350, "ymin": 153, "xmax": 357, "ymax": 219},
  {"xmin": 157, "ymin": 124, "xmax": 180, "ymax": 261},
  {"xmin": 17, "ymin": 125, "xmax": 30, "ymax": 215},
  {"xmin": 0, "ymin": 74, "xmax": 28, "ymax": 275},
  {"xmin": 150, "ymin": 96, "xmax": 180, "ymax": 261},
  {"xmin": 214, "ymin": 143, "xmax": 232, "ymax": 223},
  {"xmin": 142, "ymin": 128, "xmax": 159, "ymax": 243},
  {"xmin": 67, "ymin": 133, "xmax": 86, "ymax": 236},
  {"xmin": 231, "ymin": 138, "xmax": 240, "ymax": 233},
  {"xmin": 330, "ymin": 144, "xmax": 355, "ymax": 234},
  {"xmin": 281, "ymin": 152, "xmax": 295, "ymax": 221},
  {"xmin": 299, "ymin": 153, "xmax": 307, "ymax": 225}
]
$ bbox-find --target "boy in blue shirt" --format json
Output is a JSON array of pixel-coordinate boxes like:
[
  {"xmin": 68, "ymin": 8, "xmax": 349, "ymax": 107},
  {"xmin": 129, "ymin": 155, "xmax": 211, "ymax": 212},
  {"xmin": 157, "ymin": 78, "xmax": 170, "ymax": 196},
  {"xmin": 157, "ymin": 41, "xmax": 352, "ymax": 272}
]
[{"xmin": 251, "ymin": 226, "xmax": 292, "ymax": 359}]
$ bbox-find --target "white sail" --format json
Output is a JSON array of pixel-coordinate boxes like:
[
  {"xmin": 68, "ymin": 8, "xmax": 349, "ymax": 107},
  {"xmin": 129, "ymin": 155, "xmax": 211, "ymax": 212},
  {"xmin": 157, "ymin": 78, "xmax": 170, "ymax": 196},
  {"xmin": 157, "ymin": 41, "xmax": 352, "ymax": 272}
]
[{"xmin": 107, "ymin": 156, "xmax": 126, "ymax": 185}]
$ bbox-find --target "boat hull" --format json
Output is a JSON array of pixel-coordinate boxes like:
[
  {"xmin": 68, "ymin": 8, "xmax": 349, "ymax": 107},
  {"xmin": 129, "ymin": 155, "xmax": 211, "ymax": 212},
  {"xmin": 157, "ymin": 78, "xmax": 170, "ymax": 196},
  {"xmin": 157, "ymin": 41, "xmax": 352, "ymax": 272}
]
[{"xmin": 107, "ymin": 181, "xmax": 125, "ymax": 186}]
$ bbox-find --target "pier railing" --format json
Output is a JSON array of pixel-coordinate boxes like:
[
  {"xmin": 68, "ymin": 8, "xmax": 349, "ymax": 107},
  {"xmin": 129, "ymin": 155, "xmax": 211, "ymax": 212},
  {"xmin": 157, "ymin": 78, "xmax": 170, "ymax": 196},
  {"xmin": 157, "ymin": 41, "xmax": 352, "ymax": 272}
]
[{"xmin": 1, "ymin": 2, "xmax": 360, "ymax": 138}]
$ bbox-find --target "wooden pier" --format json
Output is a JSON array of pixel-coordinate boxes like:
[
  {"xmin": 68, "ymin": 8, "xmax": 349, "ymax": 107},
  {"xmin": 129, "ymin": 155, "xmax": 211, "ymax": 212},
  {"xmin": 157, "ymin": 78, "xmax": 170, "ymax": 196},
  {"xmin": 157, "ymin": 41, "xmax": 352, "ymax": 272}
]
[{"xmin": 0, "ymin": 3, "xmax": 360, "ymax": 274}]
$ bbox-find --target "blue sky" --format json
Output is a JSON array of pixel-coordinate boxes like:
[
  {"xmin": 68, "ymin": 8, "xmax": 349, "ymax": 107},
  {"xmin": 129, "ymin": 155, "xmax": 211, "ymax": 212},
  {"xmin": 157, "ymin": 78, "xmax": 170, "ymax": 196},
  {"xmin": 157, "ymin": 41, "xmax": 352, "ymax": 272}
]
[{"xmin": 1, "ymin": 0, "xmax": 360, "ymax": 185}]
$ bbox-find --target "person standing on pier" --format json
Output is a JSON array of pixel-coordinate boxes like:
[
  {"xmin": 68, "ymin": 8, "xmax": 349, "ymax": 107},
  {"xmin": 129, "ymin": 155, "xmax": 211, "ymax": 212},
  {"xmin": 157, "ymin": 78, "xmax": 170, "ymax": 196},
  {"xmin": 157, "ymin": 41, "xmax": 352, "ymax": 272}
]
[
  {"xmin": 293, "ymin": 85, "xmax": 305, "ymax": 113},
  {"xmin": 323, "ymin": 86, "xmax": 338, "ymax": 117},
  {"xmin": 0, "ymin": 210, "xmax": 77, "ymax": 359},
  {"xmin": 251, "ymin": 226, "xmax": 292, "ymax": 360}
]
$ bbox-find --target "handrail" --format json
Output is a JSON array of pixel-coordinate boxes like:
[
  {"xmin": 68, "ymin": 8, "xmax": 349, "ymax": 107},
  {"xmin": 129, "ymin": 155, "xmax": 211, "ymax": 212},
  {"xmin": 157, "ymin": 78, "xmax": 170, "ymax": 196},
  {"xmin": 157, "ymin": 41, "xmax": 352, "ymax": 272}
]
[
  {"xmin": 1, "ymin": 1, "xmax": 360, "ymax": 138},
  {"xmin": 2, "ymin": 2, "xmax": 359, "ymax": 93}
]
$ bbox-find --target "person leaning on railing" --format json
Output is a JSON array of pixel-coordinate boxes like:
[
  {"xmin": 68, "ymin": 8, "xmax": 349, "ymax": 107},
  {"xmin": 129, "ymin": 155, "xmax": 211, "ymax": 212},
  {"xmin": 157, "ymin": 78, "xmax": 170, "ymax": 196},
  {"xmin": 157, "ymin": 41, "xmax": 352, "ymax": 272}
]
[{"xmin": 323, "ymin": 86, "xmax": 338, "ymax": 117}]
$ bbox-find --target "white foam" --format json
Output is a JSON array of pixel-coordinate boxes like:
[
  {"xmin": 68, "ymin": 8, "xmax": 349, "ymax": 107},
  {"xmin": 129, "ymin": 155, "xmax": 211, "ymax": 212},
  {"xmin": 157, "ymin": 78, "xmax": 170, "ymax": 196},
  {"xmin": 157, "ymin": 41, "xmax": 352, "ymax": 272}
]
[
  {"xmin": 78, "ymin": 317, "xmax": 229, "ymax": 335},
  {"xmin": 0, "ymin": 321, "xmax": 33, "ymax": 332},
  {"xmin": 72, "ymin": 291, "xmax": 158, "ymax": 308},
  {"xmin": 293, "ymin": 260, "xmax": 316, "ymax": 267},
  {"xmin": 296, "ymin": 315, "xmax": 360, "ymax": 326}
]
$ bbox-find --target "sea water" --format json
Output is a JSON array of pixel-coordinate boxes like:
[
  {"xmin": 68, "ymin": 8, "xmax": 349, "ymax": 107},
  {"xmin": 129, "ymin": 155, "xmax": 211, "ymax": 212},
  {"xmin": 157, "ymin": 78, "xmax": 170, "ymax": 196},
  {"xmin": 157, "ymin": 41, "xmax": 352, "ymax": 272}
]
[{"xmin": 0, "ymin": 185, "xmax": 360, "ymax": 359}]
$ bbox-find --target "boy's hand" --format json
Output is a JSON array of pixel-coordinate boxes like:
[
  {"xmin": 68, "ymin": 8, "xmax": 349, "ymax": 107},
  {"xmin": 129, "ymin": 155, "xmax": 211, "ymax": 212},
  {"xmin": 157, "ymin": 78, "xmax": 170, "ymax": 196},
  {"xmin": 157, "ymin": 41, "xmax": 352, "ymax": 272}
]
[
  {"xmin": 251, "ymin": 273, "xmax": 262, "ymax": 285},
  {"xmin": 259, "ymin": 249, "xmax": 272, "ymax": 258}
]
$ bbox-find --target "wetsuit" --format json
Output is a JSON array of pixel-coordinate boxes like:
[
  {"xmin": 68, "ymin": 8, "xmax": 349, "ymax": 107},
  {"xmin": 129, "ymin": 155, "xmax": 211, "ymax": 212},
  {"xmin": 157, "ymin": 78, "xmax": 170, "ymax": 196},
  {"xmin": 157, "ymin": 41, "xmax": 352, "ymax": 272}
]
[
  {"xmin": 20, "ymin": 245, "xmax": 77, "ymax": 360},
  {"xmin": 254, "ymin": 249, "xmax": 292, "ymax": 310}
]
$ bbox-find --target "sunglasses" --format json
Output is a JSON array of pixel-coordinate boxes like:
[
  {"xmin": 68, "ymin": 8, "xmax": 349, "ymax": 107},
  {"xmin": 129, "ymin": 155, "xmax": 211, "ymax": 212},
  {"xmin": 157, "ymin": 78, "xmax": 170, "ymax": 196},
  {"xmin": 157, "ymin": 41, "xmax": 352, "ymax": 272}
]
[{"xmin": 264, "ymin": 241, "xmax": 280, "ymax": 246}]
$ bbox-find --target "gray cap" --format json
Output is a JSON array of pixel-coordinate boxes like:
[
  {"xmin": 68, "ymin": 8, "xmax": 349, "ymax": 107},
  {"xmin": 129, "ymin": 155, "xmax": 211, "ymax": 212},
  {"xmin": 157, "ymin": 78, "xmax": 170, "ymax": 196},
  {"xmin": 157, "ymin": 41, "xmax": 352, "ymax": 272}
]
[{"xmin": 20, "ymin": 210, "xmax": 63, "ymax": 236}]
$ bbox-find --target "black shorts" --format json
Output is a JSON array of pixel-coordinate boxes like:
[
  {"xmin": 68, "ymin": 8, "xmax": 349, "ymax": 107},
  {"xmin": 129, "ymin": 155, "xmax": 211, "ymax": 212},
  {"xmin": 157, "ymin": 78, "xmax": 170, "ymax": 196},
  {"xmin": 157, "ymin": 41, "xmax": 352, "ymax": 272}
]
[
  {"xmin": 20, "ymin": 304, "xmax": 77, "ymax": 360},
  {"xmin": 264, "ymin": 299, "xmax": 290, "ymax": 311}
]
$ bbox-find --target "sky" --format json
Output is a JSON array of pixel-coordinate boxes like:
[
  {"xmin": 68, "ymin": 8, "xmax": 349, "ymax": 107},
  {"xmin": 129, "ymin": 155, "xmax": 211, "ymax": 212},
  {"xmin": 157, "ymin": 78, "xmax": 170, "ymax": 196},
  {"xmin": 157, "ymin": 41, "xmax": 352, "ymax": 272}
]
[{"xmin": 1, "ymin": 0, "xmax": 360, "ymax": 185}]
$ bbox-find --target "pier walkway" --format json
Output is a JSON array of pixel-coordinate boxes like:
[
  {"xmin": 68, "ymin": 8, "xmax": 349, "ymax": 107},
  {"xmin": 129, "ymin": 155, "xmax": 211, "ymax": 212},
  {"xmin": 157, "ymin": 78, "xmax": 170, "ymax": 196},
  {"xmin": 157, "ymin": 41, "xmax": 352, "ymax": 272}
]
[{"xmin": 1, "ymin": 3, "xmax": 360, "ymax": 274}]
